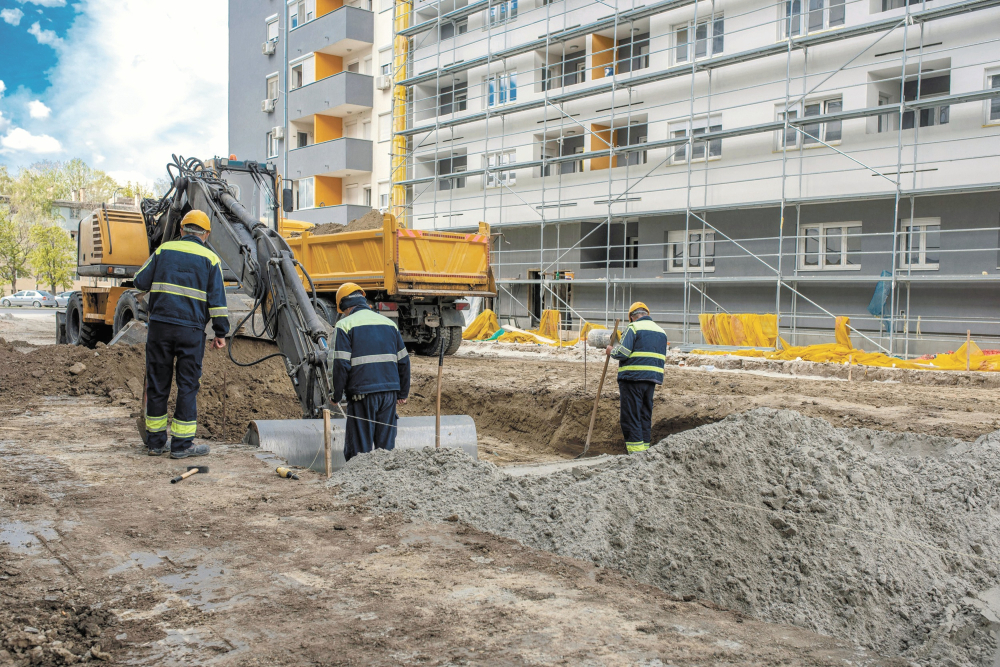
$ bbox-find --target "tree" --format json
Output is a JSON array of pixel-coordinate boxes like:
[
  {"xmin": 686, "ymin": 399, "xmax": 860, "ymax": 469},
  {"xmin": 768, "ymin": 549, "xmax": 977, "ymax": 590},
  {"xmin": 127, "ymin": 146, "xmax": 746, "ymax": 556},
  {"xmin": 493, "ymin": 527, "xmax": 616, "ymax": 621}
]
[
  {"xmin": 28, "ymin": 224, "xmax": 76, "ymax": 294},
  {"xmin": 0, "ymin": 208, "xmax": 34, "ymax": 295}
]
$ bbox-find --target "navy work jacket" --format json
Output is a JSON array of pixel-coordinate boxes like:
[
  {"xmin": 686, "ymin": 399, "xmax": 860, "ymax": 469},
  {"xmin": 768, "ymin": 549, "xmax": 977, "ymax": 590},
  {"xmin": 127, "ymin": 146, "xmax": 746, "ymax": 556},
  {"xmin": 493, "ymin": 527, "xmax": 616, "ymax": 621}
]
[
  {"xmin": 133, "ymin": 236, "xmax": 230, "ymax": 337},
  {"xmin": 611, "ymin": 316, "xmax": 668, "ymax": 384},
  {"xmin": 331, "ymin": 305, "xmax": 411, "ymax": 402}
]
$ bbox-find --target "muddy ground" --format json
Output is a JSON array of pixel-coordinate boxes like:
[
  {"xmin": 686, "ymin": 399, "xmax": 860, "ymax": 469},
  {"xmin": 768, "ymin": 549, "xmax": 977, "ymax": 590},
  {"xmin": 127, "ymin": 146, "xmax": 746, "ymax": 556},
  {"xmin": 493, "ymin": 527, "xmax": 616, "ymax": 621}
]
[{"xmin": 3, "ymin": 320, "xmax": 1000, "ymax": 664}]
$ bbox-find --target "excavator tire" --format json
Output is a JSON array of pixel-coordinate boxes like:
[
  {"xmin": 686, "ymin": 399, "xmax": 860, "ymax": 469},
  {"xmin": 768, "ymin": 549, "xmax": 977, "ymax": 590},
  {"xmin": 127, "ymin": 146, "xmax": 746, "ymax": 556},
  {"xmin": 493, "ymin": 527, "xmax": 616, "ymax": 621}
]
[
  {"xmin": 314, "ymin": 297, "xmax": 338, "ymax": 327},
  {"xmin": 113, "ymin": 290, "xmax": 145, "ymax": 337},
  {"xmin": 66, "ymin": 292, "xmax": 111, "ymax": 348}
]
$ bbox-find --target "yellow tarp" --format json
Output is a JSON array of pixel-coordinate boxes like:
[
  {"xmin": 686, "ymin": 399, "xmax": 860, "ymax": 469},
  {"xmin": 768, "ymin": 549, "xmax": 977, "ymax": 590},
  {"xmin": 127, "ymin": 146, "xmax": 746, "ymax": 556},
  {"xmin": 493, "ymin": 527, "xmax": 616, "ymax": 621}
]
[
  {"xmin": 694, "ymin": 314, "xmax": 998, "ymax": 372},
  {"xmin": 464, "ymin": 308, "xmax": 604, "ymax": 347},
  {"xmin": 698, "ymin": 313, "xmax": 778, "ymax": 347}
]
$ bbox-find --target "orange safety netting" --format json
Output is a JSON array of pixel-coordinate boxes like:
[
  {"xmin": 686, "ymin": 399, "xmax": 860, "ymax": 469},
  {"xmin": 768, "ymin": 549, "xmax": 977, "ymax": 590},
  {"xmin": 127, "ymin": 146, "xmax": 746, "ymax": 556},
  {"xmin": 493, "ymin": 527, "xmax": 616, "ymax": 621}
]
[
  {"xmin": 694, "ymin": 314, "xmax": 1000, "ymax": 372},
  {"xmin": 698, "ymin": 313, "xmax": 778, "ymax": 347}
]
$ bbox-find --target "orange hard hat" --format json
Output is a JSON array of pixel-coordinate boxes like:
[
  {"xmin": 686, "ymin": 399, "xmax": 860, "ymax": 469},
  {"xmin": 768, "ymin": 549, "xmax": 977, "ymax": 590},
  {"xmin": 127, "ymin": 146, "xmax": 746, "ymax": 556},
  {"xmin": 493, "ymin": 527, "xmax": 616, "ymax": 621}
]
[
  {"xmin": 336, "ymin": 282, "xmax": 365, "ymax": 313},
  {"xmin": 628, "ymin": 301, "xmax": 649, "ymax": 317},
  {"xmin": 180, "ymin": 210, "xmax": 211, "ymax": 232}
]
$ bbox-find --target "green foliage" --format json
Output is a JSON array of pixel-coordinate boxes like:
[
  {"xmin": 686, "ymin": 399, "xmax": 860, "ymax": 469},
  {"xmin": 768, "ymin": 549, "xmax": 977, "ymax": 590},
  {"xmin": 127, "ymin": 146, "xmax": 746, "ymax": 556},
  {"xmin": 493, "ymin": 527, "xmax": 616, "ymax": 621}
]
[
  {"xmin": 28, "ymin": 224, "xmax": 76, "ymax": 294},
  {"xmin": 0, "ymin": 208, "xmax": 34, "ymax": 294}
]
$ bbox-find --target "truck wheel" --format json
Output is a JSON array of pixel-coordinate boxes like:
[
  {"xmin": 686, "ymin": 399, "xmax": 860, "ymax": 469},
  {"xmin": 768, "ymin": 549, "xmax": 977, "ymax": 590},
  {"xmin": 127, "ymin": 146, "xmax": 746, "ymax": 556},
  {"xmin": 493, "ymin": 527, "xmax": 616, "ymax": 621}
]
[
  {"xmin": 314, "ymin": 297, "xmax": 338, "ymax": 326},
  {"xmin": 414, "ymin": 326, "xmax": 456, "ymax": 357},
  {"xmin": 113, "ymin": 290, "xmax": 144, "ymax": 336},
  {"xmin": 443, "ymin": 325, "xmax": 462, "ymax": 355},
  {"xmin": 66, "ymin": 292, "xmax": 111, "ymax": 348}
]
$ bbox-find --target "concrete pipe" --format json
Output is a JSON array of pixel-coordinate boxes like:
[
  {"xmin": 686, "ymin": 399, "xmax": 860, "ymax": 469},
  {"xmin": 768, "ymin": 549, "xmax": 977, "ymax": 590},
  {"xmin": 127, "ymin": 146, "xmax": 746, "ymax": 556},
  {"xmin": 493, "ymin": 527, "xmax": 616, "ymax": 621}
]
[
  {"xmin": 587, "ymin": 328, "xmax": 614, "ymax": 348},
  {"xmin": 243, "ymin": 415, "xmax": 478, "ymax": 473}
]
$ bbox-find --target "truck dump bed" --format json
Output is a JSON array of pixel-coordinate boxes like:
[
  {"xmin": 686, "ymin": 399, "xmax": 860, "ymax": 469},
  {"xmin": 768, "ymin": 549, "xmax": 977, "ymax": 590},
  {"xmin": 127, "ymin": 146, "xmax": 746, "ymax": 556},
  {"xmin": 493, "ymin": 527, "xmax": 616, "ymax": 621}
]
[{"xmin": 285, "ymin": 213, "xmax": 494, "ymax": 297}]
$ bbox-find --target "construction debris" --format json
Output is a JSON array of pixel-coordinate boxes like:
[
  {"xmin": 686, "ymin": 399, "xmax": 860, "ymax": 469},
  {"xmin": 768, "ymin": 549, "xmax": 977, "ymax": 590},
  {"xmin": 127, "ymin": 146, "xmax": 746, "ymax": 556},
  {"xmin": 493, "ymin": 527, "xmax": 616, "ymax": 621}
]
[
  {"xmin": 310, "ymin": 209, "xmax": 384, "ymax": 236},
  {"xmin": 332, "ymin": 408, "xmax": 1000, "ymax": 665}
]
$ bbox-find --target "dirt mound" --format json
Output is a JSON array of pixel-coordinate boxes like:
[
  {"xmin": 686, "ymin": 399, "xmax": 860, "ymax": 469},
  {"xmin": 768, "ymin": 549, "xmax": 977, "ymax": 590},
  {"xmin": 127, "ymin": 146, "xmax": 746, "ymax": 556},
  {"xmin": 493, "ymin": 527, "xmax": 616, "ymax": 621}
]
[
  {"xmin": 0, "ymin": 337, "xmax": 300, "ymax": 440},
  {"xmin": 332, "ymin": 408, "xmax": 1000, "ymax": 666},
  {"xmin": 311, "ymin": 209, "xmax": 383, "ymax": 236}
]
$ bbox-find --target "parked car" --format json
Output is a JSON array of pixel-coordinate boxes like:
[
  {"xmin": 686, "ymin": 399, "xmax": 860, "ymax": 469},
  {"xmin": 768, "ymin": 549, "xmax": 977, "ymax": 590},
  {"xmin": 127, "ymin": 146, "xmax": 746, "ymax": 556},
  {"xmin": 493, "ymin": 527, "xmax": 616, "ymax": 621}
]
[
  {"xmin": 55, "ymin": 291, "xmax": 74, "ymax": 308},
  {"xmin": 0, "ymin": 290, "xmax": 58, "ymax": 308}
]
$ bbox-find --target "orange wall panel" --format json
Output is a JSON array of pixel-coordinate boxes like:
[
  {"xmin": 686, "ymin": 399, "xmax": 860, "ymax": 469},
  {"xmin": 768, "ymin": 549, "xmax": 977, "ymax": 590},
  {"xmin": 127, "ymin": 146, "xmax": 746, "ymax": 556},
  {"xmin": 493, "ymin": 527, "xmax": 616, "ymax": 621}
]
[
  {"xmin": 315, "ymin": 115, "xmax": 343, "ymax": 142},
  {"xmin": 315, "ymin": 52, "xmax": 343, "ymax": 80},
  {"xmin": 591, "ymin": 34, "xmax": 616, "ymax": 80},
  {"xmin": 317, "ymin": 0, "xmax": 344, "ymax": 17},
  {"xmin": 315, "ymin": 175, "xmax": 343, "ymax": 207},
  {"xmin": 589, "ymin": 124, "xmax": 616, "ymax": 170}
]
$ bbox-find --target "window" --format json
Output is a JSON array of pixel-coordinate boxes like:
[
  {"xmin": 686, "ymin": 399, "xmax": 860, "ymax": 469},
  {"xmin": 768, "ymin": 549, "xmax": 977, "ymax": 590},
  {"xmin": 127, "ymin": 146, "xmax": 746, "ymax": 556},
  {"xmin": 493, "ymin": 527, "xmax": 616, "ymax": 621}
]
[
  {"xmin": 439, "ymin": 81, "xmax": 468, "ymax": 115},
  {"xmin": 485, "ymin": 151, "xmax": 516, "ymax": 188},
  {"xmin": 363, "ymin": 187, "xmax": 372, "ymax": 207},
  {"xmin": 290, "ymin": 56, "xmax": 315, "ymax": 90},
  {"xmin": 379, "ymin": 47, "xmax": 393, "ymax": 76},
  {"xmin": 289, "ymin": 0, "xmax": 315, "ymax": 29},
  {"xmin": 776, "ymin": 98, "xmax": 842, "ymax": 148},
  {"xmin": 899, "ymin": 219, "xmax": 941, "ymax": 270},
  {"xmin": 539, "ymin": 135, "xmax": 584, "ymax": 176},
  {"xmin": 877, "ymin": 74, "xmax": 951, "ymax": 132},
  {"xmin": 347, "ymin": 60, "xmax": 360, "ymax": 73},
  {"xmin": 616, "ymin": 124, "xmax": 648, "ymax": 166},
  {"xmin": 625, "ymin": 228, "xmax": 639, "ymax": 268},
  {"xmin": 486, "ymin": 0, "xmax": 517, "ymax": 27},
  {"xmin": 361, "ymin": 119, "xmax": 371, "ymax": 140},
  {"xmin": 617, "ymin": 33, "xmax": 650, "ymax": 73},
  {"xmin": 542, "ymin": 54, "xmax": 585, "ymax": 90},
  {"xmin": 675, "ymin": 17, "xmax": 724, "ymax": 63},
  {"xmin": 878, "ymin": 93, "xmax": 893, "ymax": 133},
  {"xmin": 297, "ymin": 131, "xmax": 310, "ymax": 148},
  {"xmin": 266, "ymin": 16, "xmax": 279, "ymax": 42},
  {"xmin": 438, "ymin": 155, "xmax": 467, "ymax": 190},
  {"xmin": 665, "ymin": 230, "xmax": 716, "ymax": 272},
  {"xmin": 881, "ymin": 0, "xmax": 920, "ymax": 10},
  {"xmin": 295, "ymin": 177, "xmax": 314, "ymax": 210},
  {"xmin": 670, "ymin": 117, "xmax": 722, "ymax": 163},
  {"xmin": 378, "ymin": 181, "xmax": 390, "ymax": 209},
  {"xmin": 363, "ymin": 57, "xmax": 372, "ymax": 76},
  {"xmin": 783, "ymin": 0, "xmax": 844, "ymax": 37},
  {"xmin": 266, "ymin": 74, "xmax": 279, "ymax": 101},
  {"xmin": 439, "ymin": 18, "xmax": 468, "ymax": 40},
  {"xmin": 266, "ymin": 130, "xmax": 280, "ymax": 158},
  {"xmin": 379, "ymin": 112, "xmax": 392, "ymax": 142},
  {"xmin": 799, "ymin": 223, "xmax": 861, "ymax": 270},
  {"xmin": 986, "ymin": 71, "xmax": 1000, "ymax": 123},
  {"xmin": 486, "ymin": 71, "xmax": 517, "ymax": 107}
]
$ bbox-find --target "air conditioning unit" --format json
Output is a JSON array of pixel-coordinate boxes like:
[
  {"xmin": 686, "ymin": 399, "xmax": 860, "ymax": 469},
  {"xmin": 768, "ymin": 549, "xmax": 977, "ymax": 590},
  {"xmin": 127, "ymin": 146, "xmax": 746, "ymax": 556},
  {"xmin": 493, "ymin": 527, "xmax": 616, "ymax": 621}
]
[
  {"xmin": 375, "ymin": 75, "xmax": 392, "ymax": 90},
  {"xmin": 261, "ymin": 98, "xmax": 276, "ymax": 113},
  {"xmin": 262, "ymin": 40, "xmax": 277, "ymax": 55},
  {"xmin": 272, "ymin": 126, "xmax": 285, "ymax": 140}
]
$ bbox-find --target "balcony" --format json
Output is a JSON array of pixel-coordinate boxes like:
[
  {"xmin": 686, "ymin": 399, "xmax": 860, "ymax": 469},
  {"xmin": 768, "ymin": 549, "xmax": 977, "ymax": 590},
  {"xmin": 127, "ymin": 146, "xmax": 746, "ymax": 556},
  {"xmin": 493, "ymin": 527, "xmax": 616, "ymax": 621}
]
[
  {"xmin": 287, "ymin": 138, "xmax": 373, "ymax": 179},
  {"xmin": 284, "ymin": 204, "xmax": 374, "ymax": 226},
  {"xmin": 289, "ymin": 72, "xmax": 373, "ymax": 123},
  {"xmin": 288, "ymin": 6, "xmax": 373, "ymax": 59}
]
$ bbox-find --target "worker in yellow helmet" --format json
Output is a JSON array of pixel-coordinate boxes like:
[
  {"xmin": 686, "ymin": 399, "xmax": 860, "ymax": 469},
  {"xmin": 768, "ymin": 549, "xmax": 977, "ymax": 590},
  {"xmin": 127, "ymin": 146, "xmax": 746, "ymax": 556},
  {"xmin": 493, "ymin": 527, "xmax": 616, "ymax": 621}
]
[
  {"xmin": 134, "ymin": 210, "xmax": 229, "ymax": 458},
  {"xmin": 606, "ymin": 302, "xmax": 668, "ymax": 454},
  {"xmin": 330, "ymin": 283, "xmax": 411, "ymax": 460}
]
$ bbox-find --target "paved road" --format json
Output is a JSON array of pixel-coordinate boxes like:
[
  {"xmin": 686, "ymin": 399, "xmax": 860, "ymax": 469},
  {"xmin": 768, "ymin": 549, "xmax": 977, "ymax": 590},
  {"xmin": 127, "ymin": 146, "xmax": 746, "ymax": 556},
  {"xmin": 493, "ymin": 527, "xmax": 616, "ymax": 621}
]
[{"xmin": 0, "ymin": 307, "xmax": 63, "ymax": 316}]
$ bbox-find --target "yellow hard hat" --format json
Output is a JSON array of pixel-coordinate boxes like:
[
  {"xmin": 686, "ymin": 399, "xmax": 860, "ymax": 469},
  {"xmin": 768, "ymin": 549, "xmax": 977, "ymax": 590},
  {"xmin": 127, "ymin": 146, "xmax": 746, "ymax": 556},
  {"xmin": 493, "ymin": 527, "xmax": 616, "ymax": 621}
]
[
  {"xmin": 181, "ymin": 210, "xmax": 211, "ymax": 232},
  {"xmin": 628, "ymin": 302, "xmax": 649, "ymax": 317},
  {"xmin": 336, "ymin": 282, "xmax": 365, "ymax": 313}
]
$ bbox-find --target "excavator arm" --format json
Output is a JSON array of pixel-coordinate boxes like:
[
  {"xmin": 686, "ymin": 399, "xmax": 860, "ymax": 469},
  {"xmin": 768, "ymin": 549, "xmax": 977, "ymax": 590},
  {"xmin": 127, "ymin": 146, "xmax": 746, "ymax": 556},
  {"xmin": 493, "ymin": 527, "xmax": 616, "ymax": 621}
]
[{"xmin": 141, "ymin": 156, "xmax": 333, "ymax": 419}]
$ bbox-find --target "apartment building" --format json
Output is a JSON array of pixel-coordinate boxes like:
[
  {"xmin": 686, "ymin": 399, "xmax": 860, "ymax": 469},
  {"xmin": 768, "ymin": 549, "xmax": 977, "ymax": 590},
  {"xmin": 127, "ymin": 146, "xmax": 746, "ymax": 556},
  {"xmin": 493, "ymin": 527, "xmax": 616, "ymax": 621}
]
[
  {"xmin": 393, "ymin": 0, "xmax": 1000, "ymax": 354},
  {"xmin": 229, "ymin": 0, "xmax": 397, "ymax": 226}
]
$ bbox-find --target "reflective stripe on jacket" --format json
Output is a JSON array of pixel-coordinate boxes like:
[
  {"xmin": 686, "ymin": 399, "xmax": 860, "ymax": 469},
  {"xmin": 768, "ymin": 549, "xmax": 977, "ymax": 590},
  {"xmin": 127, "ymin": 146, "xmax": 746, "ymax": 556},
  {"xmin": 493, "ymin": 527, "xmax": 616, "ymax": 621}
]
[
  {"xmin": 133, "ymin": 236, "xmax": 231, "ymax": 337},
  {"xmin": 331, "ymin": 306, "xmax": 411, "ymax": 402},
  {"xmin": 611, "ymin": 316, "xmax": 668, "ymax": 384}
]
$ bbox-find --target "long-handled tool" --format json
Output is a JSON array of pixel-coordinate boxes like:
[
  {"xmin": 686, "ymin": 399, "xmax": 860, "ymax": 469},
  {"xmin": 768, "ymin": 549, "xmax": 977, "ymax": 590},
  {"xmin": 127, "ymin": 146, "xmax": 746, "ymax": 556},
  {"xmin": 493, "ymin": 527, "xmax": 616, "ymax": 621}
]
[
  {"xmin": 170, "ymin": 465, "xmax": 208, "ymax": 484},
  {"xmin": 578, "ymin": 319, "xmax": 620, "ymax": 459},
  {"xmin": 435, "ymin": 326, "xmax": 446, "ymax": 448}
]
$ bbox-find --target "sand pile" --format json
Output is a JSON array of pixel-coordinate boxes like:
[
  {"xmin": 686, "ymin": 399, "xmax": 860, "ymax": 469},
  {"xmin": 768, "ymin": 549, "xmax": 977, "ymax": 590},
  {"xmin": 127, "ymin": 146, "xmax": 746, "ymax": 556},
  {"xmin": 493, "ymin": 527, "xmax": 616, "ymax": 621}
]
[
  {"xmin": 311, "ymin": 209, "xmax": 384, "ymax": 236},
  {"xmin": 0, "ymin": 337, "xmax": 300, "ymax": 439},
  {"xmin": 332, "ymin": 408, "xmax": 1000, "ymax": 666}
]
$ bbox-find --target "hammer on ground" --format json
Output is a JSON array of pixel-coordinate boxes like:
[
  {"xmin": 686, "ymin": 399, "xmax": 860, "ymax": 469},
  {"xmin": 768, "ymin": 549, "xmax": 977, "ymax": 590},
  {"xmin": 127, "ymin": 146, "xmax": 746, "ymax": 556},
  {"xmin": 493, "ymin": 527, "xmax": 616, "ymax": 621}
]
[{"xmin": 170, "ymin": 466, "xmax": 209, "ymax": 484}]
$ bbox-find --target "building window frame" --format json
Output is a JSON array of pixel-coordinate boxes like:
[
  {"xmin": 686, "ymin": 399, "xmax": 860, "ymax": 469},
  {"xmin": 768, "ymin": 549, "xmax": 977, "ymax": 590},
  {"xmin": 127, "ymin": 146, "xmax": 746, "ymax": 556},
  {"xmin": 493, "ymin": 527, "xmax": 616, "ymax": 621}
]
[
  {"xmin": 899, "ymin": 218, "xmax": 941, "ymax": 271},
  {"xmin": 266, "ymin": 73, "xmax": 280, "ymax": 103},
  {"xmin": 665, "ymin": 229, "xmax": 716, "ymax": 272},
  {"xmin": 674, "ymin": 15, "xmax": 724, "ymax": 64},
  {"xmin": 439, "ymin": 18, "xmax": 468, "ymax": 40},
  {"xmin": 782, "ymin": 0, "xmax": 845, "ymax": 38},
  {"xmin": 266, "ymin": 130, "xmax": 280, "ymax": 158},
  {"xmin": 294, "ymin": 177, "xmax": 314, "ymax": 210},
  {"xmin": 776, "ymin": 97, "xmax": 843, "ymax": 150},
  {"xmin": 485, "ymin": 71, "xmax": 517, "ymax": 107},
  {"xmin": 437, "ymin": 155, "xmax": 468, "ymax": 191},
  {"xmin": 986, "ymin": 69, "xmax": 1000, "ymax": 125},
  {"xmin": 439, "ymin": 80, "xmax": 468, "ymax": 115},
  {"xmin": 265, "ymin": 14, "xmax": 280, "ymax": 42},
  {"xmin": 485, "ymin": 0, "xmax": 517, "ymax": 28},
  {"xmin": 798, "ymin": 222, "xmax": 862, "ymax": 271},
  {"xmin": 485, "ymin": 150, "xmax": 516, "ymax": 188},
  {"xmin": 288, "ymin": 0, "xmax": 316, "ymax": 30},
  {"xmin": 669, "ymin": 116, "xmax": 722, "ymax": 164}
]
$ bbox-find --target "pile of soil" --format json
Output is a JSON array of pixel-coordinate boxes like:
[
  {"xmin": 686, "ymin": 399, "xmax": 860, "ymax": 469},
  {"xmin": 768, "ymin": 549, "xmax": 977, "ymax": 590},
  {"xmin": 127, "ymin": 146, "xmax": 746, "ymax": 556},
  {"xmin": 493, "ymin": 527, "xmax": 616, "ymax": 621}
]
[
  {"xmin": 310, "ymin": 209, "xmax": 384, "ymax": 236},
  {"xmin": 0, "ymin": 338, "xmax": 300, "ymax": 441},
  {"xmin": 0, "ymin": 595, "xmax": 120, "ymax": 665},
  {"xmin": 332, "ymin": 408, "xmax": 1000, "ymax": 666}
]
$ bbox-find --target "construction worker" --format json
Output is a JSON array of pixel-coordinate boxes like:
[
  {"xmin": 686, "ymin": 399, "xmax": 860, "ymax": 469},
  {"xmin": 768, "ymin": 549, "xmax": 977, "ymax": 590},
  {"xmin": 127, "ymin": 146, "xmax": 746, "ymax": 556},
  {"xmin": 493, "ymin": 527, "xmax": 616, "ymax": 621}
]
[
  {"xmin": 134, "ymin": 210, "xmax": 229, "ymax": 458},
  {"xmin": 607, "ymin": 302, "xmax": 667, "ymax": 454},
  {"xmin": 330, "ymin": 283, "xmax": 411, "ymax": 460}
]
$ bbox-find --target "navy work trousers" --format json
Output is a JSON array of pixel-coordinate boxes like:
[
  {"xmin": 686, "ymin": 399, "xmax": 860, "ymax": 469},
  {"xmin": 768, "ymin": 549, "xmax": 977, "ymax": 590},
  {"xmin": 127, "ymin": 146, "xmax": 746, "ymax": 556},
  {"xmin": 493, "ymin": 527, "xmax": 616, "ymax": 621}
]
[
  {"xmin": 619, "ymin": 380, "xmax": 655, "ymax": 454},
  {"xmin": 344, "ymin": 391, "xmax": 398, "ymax": 461},
  {"xmin": 144, "ymin": 322, "xmax": 206, "ymax": 451}
]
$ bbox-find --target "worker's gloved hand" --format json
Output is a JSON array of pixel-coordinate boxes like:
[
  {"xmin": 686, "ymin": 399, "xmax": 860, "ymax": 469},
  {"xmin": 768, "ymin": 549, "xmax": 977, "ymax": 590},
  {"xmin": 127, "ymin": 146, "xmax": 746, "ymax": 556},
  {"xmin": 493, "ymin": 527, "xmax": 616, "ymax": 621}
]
[
  {"xmin": 605, "ymin": 344, "xmax": 612, "ymax": 355},
  {"xmin": 211, "ymin": 337, "xmax": 227, "ymax": 350}
]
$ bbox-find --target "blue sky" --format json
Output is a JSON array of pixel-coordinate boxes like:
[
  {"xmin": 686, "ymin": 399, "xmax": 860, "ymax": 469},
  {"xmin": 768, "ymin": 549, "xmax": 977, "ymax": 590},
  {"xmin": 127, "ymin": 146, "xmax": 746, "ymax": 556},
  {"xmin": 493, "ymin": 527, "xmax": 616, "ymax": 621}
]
[{"xmin": 0, "ymin": 0, "xmax": 227, "ymax": 185}]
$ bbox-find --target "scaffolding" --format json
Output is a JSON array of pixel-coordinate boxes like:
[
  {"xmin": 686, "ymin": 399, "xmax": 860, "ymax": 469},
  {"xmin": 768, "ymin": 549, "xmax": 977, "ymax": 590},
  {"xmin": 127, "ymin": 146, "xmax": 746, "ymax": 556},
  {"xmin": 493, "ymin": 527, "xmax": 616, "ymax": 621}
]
[{"xmin": 390, "ymin": 0, "xmax": 1000, "ymax": 356}]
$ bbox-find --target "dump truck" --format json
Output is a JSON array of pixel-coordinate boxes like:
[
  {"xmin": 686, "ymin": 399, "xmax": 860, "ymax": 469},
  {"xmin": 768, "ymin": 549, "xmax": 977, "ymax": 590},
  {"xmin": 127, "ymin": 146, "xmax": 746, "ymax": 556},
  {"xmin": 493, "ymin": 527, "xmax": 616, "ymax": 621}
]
[{"xmin": 59, "ymin": 157, "xmax": 494, "ymax": 358}]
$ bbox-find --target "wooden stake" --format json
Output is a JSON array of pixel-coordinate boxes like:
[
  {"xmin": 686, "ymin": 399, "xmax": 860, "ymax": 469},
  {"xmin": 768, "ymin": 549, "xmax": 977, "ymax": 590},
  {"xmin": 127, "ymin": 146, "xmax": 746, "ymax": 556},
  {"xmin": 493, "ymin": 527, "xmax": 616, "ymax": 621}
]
[
  {"xmin": 848, "ymin": 355, "xmax": 852, "ymax": 382},
  {"xmin": 435, "ymin": 330, "xmax": 446, "ymax": 448},
  {"xmin": 966, "ymin": 330, "xmax": 972, "ymax": 371},
  {"xmin": 581, "ymin": 319, "xmax": 620, "ymax": 459},
  {"xmin": 323, "ymin": 408, "xmax": 332, "ymax": 478},
  {"xmin": 583, "ymin": 327, "xmax": 588, "ymax": 392},
  {"xmin": 222, "ymin": 370, "xmax": 227, "ymax": 443}
]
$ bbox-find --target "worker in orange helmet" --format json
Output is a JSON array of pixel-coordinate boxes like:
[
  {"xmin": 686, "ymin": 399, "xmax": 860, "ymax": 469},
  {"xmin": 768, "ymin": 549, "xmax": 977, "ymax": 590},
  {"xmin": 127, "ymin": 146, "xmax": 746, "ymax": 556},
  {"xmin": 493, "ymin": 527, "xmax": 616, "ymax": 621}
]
[{"xmin": 606, "ymin": 302, "xmax": 668, "ymax": 454}]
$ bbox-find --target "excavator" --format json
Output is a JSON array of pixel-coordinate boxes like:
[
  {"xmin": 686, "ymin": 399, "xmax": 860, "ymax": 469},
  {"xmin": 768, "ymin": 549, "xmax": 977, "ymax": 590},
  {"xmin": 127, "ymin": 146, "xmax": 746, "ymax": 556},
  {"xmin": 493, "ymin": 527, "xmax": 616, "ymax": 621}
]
[{"xmin": 61, "ymin": 155, "xmax": 478, "ymax": 467}]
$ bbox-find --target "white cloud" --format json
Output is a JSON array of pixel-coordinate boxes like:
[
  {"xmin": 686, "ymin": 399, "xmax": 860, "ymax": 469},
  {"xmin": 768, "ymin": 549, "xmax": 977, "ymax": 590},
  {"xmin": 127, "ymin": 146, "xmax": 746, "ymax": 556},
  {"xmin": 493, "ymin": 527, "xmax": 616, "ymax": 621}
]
[
  {"xmin": 15, "ymin": 0, "xmax": 67, "ymax": 6},
  {"xmin": 0, "ymin": 80, "xmax": 6, "ymax": 97},
  {"xmin": 28, "ymin": 100, "xmax": 51, "ymax": 119},
  {"xmin": 0, "ymin": 128, "xmax": 63, "ymax": 154},
  {"xmin": 27, "ymin": 21, "xmax": 63, "ymax": 48},
  {"xmin": 40, "ymin": 0, "xmax": 227, "ymax": 182},
  {"xmin": 0, "ymin": 8, "xmax": 24, "ymax": 25}
]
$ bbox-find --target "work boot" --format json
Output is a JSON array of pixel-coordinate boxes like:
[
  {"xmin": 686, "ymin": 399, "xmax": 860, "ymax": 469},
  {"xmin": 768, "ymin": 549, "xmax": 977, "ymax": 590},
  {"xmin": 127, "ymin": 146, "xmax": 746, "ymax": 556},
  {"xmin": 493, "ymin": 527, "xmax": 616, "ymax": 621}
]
[
  {"xmin": 170, "ymin": 444, "xmax": 210, "ymax": 459},
  {"xmin": 146, "ymin": 445, "xmax": 167, "ymax": 456}
]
